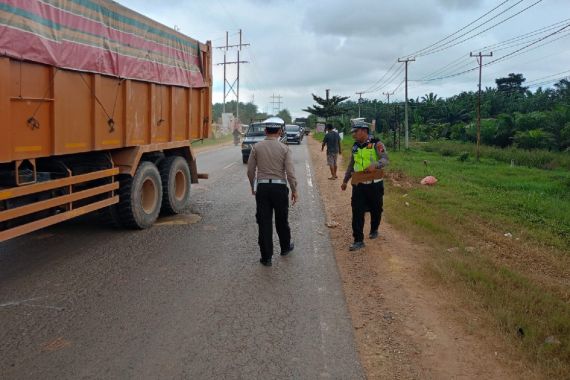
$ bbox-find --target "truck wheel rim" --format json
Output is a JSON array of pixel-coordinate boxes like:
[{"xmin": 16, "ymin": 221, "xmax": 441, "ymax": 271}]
[
  {"xmin": 142, "ymin": 178, "xmax": 158, "ymax": 214},
  {"xmin": 174, "ymin": 170, "xmax": 187, "ymax": 201}
]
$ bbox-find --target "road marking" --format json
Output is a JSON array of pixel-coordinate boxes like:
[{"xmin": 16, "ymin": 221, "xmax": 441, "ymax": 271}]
[
  {"xmin": 223, "ymin": 162, "xmax": 237, "ymax": 170},
  {"xmin": 305, "ymin": 161, "xmax": 313, "ymax": 188},
  {"xmin": 0, "ymin": 296, "xmax": 64, "ymax": 311}
]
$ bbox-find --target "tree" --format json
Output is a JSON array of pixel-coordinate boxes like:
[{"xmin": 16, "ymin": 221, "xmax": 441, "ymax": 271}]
[
  {"xmin": 303, "ymin": 93, "xmax": 349, "ymax": 120},
  {"xmin": 277, "ymin": 109, "xmax": 292, "ymax": 124},
  {"xmin": 496, "ymin": 73, "xmax": 528, "ymax": 95}
]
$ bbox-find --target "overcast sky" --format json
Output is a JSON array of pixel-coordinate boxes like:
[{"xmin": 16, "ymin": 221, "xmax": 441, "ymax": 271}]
[{"xmin": 117, "ymin": 0, "xmax": 569, "ymax": 118}]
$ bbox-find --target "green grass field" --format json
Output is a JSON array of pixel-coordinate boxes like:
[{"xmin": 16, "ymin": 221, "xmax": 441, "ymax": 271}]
[{"xmin": 317, "ymin": 132, "xmax": 570, "ymax": 377}]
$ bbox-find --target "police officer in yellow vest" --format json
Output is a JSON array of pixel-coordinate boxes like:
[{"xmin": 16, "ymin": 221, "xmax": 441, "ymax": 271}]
[{"xmin": 341, "ymin": 120, "xmax": 389, "ymax": 251}]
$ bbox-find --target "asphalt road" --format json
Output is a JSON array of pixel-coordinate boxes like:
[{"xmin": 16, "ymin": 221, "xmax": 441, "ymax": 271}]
[{"xmin": 0, "ymin": 140, "xmax": 363, "ymax": 379}]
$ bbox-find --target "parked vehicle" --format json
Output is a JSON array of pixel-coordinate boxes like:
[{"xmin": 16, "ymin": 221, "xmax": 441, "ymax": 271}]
[
  {"xmin": 241, "ymin": 117, "xmax": 286, "ymax": 163},
  {"xmin": 285, "ymin": 125, "xmax": 302, "ymax": 144},
  {"xmin": 0, "ymin": 0, "xmax": 212, "ymax": 242}
]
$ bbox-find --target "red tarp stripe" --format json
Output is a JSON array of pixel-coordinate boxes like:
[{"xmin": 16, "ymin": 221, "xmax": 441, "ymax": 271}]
[
  {"xmin": 5, "ymin": 0, "xmax": 198, "ymax": 59},
  {"xmin": 0, "ymin": 26, "xmax": 206, "ymax": 87}
]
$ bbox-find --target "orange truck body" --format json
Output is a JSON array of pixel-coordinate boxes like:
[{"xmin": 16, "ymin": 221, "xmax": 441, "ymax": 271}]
[{"xmin": 0, "ymin": 0, "xmax": 212, "ymax": 242}]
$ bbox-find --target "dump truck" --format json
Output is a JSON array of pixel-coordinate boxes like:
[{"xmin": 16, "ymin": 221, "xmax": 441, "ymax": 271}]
[{"xmin": 0, "ymin": 0, "xmax": 212, "ymax": 242}]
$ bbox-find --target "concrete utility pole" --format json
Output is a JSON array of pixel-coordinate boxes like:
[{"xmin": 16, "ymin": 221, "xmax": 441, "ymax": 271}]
[
  {"xmin": 398, "ymin": 57, "xmax": 415, "ymax": 149},
  {"xmin": 383, "ymin": 91, "xmax": 395, "ymax": 146},
  {"xmin": 355, "ymin": 91, "xmax": 364, "ymax": 117},
  {"xmin": 215, "ymin": 29, "xmax": 250, "ymax": 121},
  {"xmin": 470, "ymin": 51, "xmax": 492, "ymax": 162}
]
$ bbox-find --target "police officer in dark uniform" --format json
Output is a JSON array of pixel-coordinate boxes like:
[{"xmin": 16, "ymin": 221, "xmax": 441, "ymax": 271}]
[
  {"xmin": 341, "ymin": 120, "xmax": 389, "ymax": 251},
  {"xmin": 247, "ymin": 118, "xmax": 298, "ymax": 266}
]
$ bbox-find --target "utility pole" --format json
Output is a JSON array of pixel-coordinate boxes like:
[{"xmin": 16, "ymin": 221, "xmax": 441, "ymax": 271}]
[
  {"xmin": 398, "ymin": 57, "xmax": 415, "ymax": 149},
  {"xmin": 470, "ymin": 51, "xmax": 492, "ymax": 162},
  {"xmin": 355, "ymin": 91, "xmax": 364, "ymax": 117},
  {"xmin": 269, "ymin": 94, "xmax": 282, "ymax": 115},
  {"xmin": 215, "ymin": 29, "xmax": 250, "ymax": 122},
  {"xmin": 383, "ymin": 91, "xmax": 395, "ymax": 147}
]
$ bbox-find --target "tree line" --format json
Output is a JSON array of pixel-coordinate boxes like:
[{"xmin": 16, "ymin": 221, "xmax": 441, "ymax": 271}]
[
  {"xmin": 304, "ymin": 74, "xmax": 570, "ymax": 151},
  {"xmin": 212, "ymin": 101, "xmax": 293, "ymax": 125}
]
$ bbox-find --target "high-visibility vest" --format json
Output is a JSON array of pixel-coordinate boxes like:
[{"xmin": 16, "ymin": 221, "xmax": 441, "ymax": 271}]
[{"xmin": 353, "ymin": 142, "xmax": 379, "ymax": 172}]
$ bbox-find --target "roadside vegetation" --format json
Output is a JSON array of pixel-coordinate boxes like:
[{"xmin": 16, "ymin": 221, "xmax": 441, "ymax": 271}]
[
  {"xmin": 383, "ymin": 145, "xmax": 569, "ymax": 378},
  {"xmin": 192, "ymin": 133, "xmax": 233, "ymax": 148},
  {"xmin": 316, "ymin": 130, "xmax": 569, "ymax": 377}
]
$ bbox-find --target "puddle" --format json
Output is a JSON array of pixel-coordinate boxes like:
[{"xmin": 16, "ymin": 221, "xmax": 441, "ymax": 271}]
[{"xmin": 155, "ymin": 214, "xmax": 202, "ymax": 226}]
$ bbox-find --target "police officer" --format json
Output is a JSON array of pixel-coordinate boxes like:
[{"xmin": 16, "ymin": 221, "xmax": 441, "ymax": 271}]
[
  {"xmin": 247, "ymin": 120, "xmax": 298, "ymax": 266},
  {"xmin": 341, "ymin": 121, "xmax": 389, "ymax": 251}
]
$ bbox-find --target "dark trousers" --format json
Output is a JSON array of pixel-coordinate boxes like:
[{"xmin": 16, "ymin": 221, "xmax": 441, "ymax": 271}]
[
  {"xmin": 351, "ymin": 181, "xmax": 384, "ymax": 243},
  {"xmin": 255, "ymin": 184, "xmax": 291, "ymax": 260}
]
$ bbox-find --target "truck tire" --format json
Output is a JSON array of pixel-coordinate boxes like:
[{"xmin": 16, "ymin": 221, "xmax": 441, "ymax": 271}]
[
  {"xmin": 159, "ymin": 156, "xmax": 191, "ymax": 215},
  {"xmin": 117, "ymin": 161, "xmax": 162, "ymax": 229}
]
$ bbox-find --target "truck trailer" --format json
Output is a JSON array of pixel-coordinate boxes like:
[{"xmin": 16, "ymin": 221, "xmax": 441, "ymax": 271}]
[{"xmin": 0, "ymin": 0, "xmax": 212, "ymax": 242}]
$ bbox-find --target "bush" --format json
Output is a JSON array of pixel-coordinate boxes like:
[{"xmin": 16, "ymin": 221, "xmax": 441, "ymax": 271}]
[
  {"xmin": 412, "ymin": 140, "xmax": 570, "ymax": 170},
  {"xmin": 458, "ymin": 151, "xmax": 470, "ymax": 162}
]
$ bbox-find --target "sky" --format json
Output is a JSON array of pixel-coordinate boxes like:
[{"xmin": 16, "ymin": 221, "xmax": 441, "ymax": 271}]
[{"xmin": 116, "ymin": 0, "xmax": 570, "ymax": 119}]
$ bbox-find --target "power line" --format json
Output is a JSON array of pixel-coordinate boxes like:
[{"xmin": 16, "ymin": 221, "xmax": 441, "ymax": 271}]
[
  {"xmin": 366, "ymin": 65, "xmax": 405, "ymax": 94},
  {"xmin": 416, "ymin": 22, "xmax": 570, "ymax": 83},
  {"xmin": 419, "ymin": 19, "xmax": 570, "ymax": 81},
  {"xmin": 362, "ymin": 60, "xmax": 398, "ymax": 93},
  {"xmin": 415, "ymin": 0, "xmax": 544, "ymax": 58},
  {"xmin": 404, "ymin": 0, "xmax": 513, "ymax": 58}
]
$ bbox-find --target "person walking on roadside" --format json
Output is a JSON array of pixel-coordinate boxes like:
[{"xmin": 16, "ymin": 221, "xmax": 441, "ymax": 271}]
[
  {"xmin": 321, "ymin": 123, "xmax": 342, "ymax": 179},
  {"xmin": 233, "ymin": 127, "xmax": 241, "ymax": 146},
  {"xmin": 341, "ymin": 120, "xmax": 389, "ymax": 251},
  {"xmin": 247, "ymin": 120, "xmax": 298, "ymax": 267}
]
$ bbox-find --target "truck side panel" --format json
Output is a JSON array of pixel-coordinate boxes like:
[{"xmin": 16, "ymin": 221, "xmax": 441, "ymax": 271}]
[{"xmin": 0, "ymin": 57, "xmax": 211, "ymax": 164}]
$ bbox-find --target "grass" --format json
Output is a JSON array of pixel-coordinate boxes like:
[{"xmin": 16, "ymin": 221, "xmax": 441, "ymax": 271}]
[
  {"xmin": 382, "ymin": 146, "xmax": 570, "ymax": 378},
  {"xmin": 191, "ymin": 133, "xmax": 233, "ymax": 147},
  {"xmin": 324, "ymin": 131, "xmax": 570, "ymax": 377},
  {"xmin": 415, "ymin": 140, "xmax": 570, "ymax": 170}
]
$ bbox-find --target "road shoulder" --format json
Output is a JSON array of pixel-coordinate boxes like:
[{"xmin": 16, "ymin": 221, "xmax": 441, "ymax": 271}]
[{"xmin": 307, "ymin": 136, "xmax": 534, "ymax": 379}]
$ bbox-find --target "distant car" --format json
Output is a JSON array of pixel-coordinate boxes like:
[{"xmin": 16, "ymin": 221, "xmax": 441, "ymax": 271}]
[
  {"xmin": 241, "ymin": 117, "xmax": 286, "ymax": 163},
  {"xmin": 285, "ymin": 125, "xmax": 302, "ymax": 144}
]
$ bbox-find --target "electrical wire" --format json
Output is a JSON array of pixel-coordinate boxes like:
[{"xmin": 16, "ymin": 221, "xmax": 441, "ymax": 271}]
[
  {"xmin": 419, "ymin": 18, "xmax": 570, "ymax": 81},
  {"xmin": 404, "ymin": 0, "xmax": 513, "ymax": 58},
  {"xmin": 417, "ymin": 22, "xmax": 570, "ymax": 82},
  {"xmin": 362, "ymin": 60, "xmax": 399, "ymax": 93},
  {"xmin": 415, "ymin": 0, "xmax": 544, "ymax": 58}
]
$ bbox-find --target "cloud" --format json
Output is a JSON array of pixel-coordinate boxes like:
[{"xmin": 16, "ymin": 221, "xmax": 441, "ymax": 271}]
[
  {"xmin": 302, "ymin": 0, "xmax": 442, "ymax": 38},
  {"xmin": 436, "ymin": 0, "xmax": 484, "ymax": 10}
]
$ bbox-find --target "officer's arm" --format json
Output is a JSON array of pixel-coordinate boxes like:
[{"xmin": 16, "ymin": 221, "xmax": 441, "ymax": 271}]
[
  {"xmin": 375, "ymin": 142, "xmax": 389, "ymax": 168},
  {"xmin": 342, "ymin": 154, "xmax": 355, "ymax": 184},
  {"xmin": 247, "ymin": 147, "xmax": 257, "ymax": 192}
]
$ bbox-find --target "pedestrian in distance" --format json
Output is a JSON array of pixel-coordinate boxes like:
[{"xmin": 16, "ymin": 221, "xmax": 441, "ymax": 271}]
[
  {"xmin": 321, "ymin": 123, "xmax": 342, "ymax": 180},
  {"xmin": 247, "ymin": 121, "xmax": 298, "ymax": 267},
  {"xmin": 232, "ymin": 127, "xmax": 241, "ymax": 146},
  {"xmin": 341, "ymin": 120, "xmax": 389, "ymax": 251}
]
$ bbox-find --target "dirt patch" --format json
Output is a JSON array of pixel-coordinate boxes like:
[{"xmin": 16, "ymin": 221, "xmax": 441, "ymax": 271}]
[{"xmin": 307, "ymin": 137, "xmax": 539, "ymax": 379}]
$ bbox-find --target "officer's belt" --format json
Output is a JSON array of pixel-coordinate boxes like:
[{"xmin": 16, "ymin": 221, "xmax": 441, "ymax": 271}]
[
  {"xmin": 257, "ymin": 179, "xmax": 287, "ymax": 185},
  {"xmin": 358, "ymin": 179, "xmax": 383, "ymax": 185}
]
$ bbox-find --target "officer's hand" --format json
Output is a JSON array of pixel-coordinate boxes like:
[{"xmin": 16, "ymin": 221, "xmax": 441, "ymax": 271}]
[
  {"xmin": 291, "ymin": 191, "xmax": 298, "ymax": 205},
  {"xmin": 341, "ymin": 182, "xmax": 347, "ymax": 191},
  {"xmin": 251, "ymin": 188, "xmax": 256, "ymax": 196}
]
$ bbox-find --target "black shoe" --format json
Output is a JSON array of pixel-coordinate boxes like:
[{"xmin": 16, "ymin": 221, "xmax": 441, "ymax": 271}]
[
  {"xmin": 259, "ymin": 258, "xmax": 272, "ymax": 267},
  {"xmin": 281, "ymin": 243, "xmax": 294, "ymax": 256},
  {"xmin": 349, "ymin": 241, "xmax": 365, "ymax": 251},
  {"xmin": 369, "ymin": 231, "xmax": 379, "ymax": 239}
]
